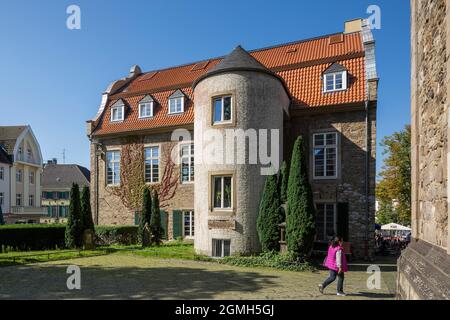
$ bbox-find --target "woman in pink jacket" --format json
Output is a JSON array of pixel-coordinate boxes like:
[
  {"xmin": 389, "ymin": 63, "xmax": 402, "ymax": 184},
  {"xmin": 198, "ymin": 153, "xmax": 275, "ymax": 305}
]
[{"xmin": 318, "ymin": 236, "xmax": 348, "ymax": 296}]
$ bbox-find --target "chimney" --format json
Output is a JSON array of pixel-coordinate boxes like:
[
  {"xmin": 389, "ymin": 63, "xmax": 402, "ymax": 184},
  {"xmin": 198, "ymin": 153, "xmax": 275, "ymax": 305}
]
[{"xmin": 344, "ymin": 18, "xmax": 363, "ymax": 34}]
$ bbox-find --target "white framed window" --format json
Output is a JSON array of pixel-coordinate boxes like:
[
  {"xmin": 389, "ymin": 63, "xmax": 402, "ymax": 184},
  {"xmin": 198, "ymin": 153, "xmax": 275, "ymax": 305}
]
[
  {"xmin": 139, "ymin": 102, "xmax": 153, "ymax": 118},
  {"xmin": 29, "ymin": 171, "xmax": 35, "ymax": 184},
  {"xmin": 16, "ymin": 169, "xmax": 22, "ymax": 183},
  {"xmin": 212, "ymin": 239, "xmax": 231, "ymax": 258},
  {"xmin": 183, "ymin": 211, "xmax": 195, "ymax": 238},
  {"xmin": 313, "ymin": 132, "xmax": 338, "ymax": 179},
  {"xmin": 0, "ymin": 192, "xmax": 4, "ymax": 206},
  {"xmin": 169, "ymin": 97, "xmax": 184, "ymax": 114},
  {"xmin": 323, "ymin": 71, "xmax": 347, "ymax": 93},
  {"xmin": 29, "ymin": 195, "xmax": 34, "ymax": 207},
  {"xmin": 111, "ymin": 105, "xmax": 125, "ymax": 122},
  {"xmin": 27, "ymin": 148, "xmax": 33, "ymax": 162},
  {"xmin": 213, "ymin": 96, "xmax": 232, "ymax": 124},
  {"xmin": 212, "ymin": 176, "xmax": 232, "ymax": 210},
  {"xmin": 316, "ymin": 203, "xmax": 337, "ymax": 241},
  {"xmin": 145, "ymin": 146, "xmax": 159, "ymax": 183},
  {"xmin": 18, "ymin": 147, "xmax": 23, "ymax": 161},
  {"xmin": 106, "ymin": 151, "xmax": 121, "ymax": 185},
  {"xmin": 0, "ymin": 167, "xmax": 3, "ymax": 180},
  {"xmin": 181, "ymin": 143, "xmax": 194, "ymax": 183},
  {"xmin": 16, "ymin": 193, "xmax": 22, "ymax": 206}
]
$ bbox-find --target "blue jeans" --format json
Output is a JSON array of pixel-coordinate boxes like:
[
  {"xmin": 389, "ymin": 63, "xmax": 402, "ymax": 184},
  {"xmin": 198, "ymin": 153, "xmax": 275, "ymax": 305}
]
[{"xmin": 322, "ymin": 269, "xmax": 345, "ymax": 293}]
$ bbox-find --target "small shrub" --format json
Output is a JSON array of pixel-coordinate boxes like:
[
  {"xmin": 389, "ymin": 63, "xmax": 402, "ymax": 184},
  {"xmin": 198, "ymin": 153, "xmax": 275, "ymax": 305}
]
[
  {"xmin": 95, "ymin": 226, "xmax": 138, "ymax": 246},
  {"xmin": 221, "ymin": 251, "xmax": 314, "ymax": 272}
]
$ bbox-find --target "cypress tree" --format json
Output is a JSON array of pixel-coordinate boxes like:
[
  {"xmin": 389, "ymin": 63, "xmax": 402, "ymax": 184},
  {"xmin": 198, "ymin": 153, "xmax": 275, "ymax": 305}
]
[
  {"xmin": 286, "ymin": 136, "xmax": 316, "ymax": 260},
  {"xmin": 279, "ymin": 160, "xmax": 289, "ymax": 204},
  {"xmin": 257, "ymin": 174, "xmax": 283, "ymax": 252},
  {"xmin": 150, "ymin": 190, "xmax": 163, "ymax": 245},
  {"xmin": 139, "ymin": 188, "xmax": 152, "ymax": 244},
  {"xmin": 81, "ymin": 186, "xmax": 94, "ymax": 232},
  {"xmin": 65, "ymin": 183, "xmax": 83, "ymax": 248}
]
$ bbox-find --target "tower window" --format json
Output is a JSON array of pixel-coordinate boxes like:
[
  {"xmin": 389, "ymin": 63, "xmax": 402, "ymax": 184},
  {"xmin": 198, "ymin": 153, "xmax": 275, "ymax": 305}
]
[{"xmin": 213, "ymin": 96, "xmax": 232, "ymax": 124}]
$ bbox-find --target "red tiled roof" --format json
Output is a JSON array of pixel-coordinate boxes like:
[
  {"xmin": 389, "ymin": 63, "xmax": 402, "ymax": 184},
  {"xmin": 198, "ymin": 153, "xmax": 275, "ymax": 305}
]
[{"xmin": 92, "ymin": 32, "xmax": 367, "ymax": 136}]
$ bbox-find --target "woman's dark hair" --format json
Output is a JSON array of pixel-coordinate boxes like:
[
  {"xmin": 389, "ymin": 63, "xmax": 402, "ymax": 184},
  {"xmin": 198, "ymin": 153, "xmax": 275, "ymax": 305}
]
[{"xmin": 330, "ymin": 236, "xmax": 342, "ymax": 248}]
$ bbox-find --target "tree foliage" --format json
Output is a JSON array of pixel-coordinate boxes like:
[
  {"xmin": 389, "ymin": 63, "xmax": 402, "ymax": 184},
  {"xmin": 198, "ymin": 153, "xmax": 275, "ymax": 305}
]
[
  {"xmin": 139, "ymin": 188, "xmax": 152, "ymax": 245},
  {"xmin": 257, "ymin": 174, "xmax": 283, "ymax": 252},
  {"xmin": 286, "ymin": 136, "xmax": 316, "ymax": 260},
  {"xmin": 376, "ymin": 125, "xmax": 411, "ymax": 225},
  {"xmin": 81, "ymin": 186, "xmax": 94, "ymax": 231},
  {"xmin": 65, "ymin": 183, "xmax": 83, "ymax": 248},
  {"xmin": 150, "ymin": 190, "xmax": 163, "ymax": 245},
  {"xmin": 279, "ymin": 160, "xmax": 289, "ymax": 204}
]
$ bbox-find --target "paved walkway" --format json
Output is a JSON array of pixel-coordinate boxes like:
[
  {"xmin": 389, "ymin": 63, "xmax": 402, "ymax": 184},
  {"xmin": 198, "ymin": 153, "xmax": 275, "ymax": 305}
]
[{"xmin": 0, "ymin": 254, "xmax": 396, "ymax": 300}]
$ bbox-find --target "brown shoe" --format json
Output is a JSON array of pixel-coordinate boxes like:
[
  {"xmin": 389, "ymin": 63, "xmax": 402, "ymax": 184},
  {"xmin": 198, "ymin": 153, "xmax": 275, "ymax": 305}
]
[{"xmin": 318, "ymin": 284, "xmax": 324, "ymax": 294}]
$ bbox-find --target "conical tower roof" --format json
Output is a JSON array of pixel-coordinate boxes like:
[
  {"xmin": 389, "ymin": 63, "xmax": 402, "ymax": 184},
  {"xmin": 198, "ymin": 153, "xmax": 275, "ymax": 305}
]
[{"xmin": 193, "ymin": 46, "xmax": 290, "ymax": 96}]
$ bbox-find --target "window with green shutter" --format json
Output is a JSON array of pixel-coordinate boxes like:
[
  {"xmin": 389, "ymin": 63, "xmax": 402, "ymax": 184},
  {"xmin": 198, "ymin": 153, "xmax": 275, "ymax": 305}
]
[{"xmin": 173, "ymin": 210, "xmax": 183, "ymax": 239}]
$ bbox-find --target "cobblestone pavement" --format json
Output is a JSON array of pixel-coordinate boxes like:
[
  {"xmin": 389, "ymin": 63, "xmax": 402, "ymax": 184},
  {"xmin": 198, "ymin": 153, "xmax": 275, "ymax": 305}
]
[{"xmin": 0, "ymin": 254, "xmax": 396, "ymax": 300}]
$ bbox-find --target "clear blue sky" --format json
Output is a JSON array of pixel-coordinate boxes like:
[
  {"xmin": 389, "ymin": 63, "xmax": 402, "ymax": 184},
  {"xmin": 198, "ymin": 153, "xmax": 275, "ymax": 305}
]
[{"xmin": 0, "ymin": 0, "xmax": 410, "ymax": 174}]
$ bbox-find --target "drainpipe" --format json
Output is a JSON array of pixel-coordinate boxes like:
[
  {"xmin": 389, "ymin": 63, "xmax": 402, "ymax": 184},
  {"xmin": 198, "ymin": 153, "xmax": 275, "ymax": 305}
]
[{"xmin": 364, "ymin": 100, "xmax": 370, "ymax": 260}]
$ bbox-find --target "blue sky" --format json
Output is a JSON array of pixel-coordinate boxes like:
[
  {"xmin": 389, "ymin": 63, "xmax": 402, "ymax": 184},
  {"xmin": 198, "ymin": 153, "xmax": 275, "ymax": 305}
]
[{"xmin": 0, "ymin": 0, "xmax": 410, "ymax": 174}]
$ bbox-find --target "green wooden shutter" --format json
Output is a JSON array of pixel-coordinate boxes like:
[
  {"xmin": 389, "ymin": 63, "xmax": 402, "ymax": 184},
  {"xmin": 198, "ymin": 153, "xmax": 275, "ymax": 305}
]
[
  {"xmin": 173, "ymin": 210, "xmax": 183, "ymax": 239},
  {"xmin": 160, "ymin": 210, "xmax": 168, "ymax": 240},
  {"xmin": 337, "ymin": 203, "xmax": 349, "ymax": 241}
]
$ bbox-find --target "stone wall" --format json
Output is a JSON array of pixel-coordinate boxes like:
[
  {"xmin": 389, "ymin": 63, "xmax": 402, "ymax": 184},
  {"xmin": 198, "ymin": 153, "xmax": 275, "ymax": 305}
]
[
  {"xmin": 287, "ymin": 105, "xmax": 377, "ymax": 259},
  {"xmin": 90, "ymin": 130, "xmax": 194, "ymax": 240},
  {"xmin": 397, "ymin": 0, "xmax": 450, "ymax": 300}
]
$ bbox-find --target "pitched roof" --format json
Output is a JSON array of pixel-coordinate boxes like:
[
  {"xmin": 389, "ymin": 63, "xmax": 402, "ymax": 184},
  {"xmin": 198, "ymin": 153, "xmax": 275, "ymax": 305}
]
[
  {"xmin": 0, "ymin": 146, "xmax": 11, "ymax": 165},
  {"xmin": 91, "ymin": 32, "xmax": 367, "ymax": 136},
  {"xmin": 0, "ymin": 126, "xmax": 28, "ymax": 154},
  {"xmin": 42, "ymin": 164, "xmax": 90, "ymax": 190}
]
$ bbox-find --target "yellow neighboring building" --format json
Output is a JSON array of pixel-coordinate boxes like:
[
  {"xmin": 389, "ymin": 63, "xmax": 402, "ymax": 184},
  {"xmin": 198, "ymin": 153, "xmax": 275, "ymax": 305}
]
[
  {"xmin": 0, "ymin": 126, "xmax": 46, "ymax": 224},
  {"xmin": 41, "ymin": 160, "xmax": 90, "ymax": 224}
]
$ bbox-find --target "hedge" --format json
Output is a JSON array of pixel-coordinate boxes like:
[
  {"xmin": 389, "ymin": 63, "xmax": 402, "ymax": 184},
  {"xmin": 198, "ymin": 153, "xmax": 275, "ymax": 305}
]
[
  {"xmin": 0, "ymin": 224, "xmax": 139, "ymax": 252},
  {"xmin": 95, "ymin": 226, "xmax": 139, "ymax": 246},
  {"xmin": 0, "ymin": 224, "xmax": 66, "ymax": 252}
]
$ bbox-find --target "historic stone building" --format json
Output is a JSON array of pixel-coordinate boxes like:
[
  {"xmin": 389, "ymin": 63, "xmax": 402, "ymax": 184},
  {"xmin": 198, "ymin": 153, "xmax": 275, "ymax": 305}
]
[
  {"xmin": 87, "ymin": 19, "xmax": 378, "ymax": 258},
  {"xmin": 397, "ymin": 0, "xmax": 450, "ymax": 300}
]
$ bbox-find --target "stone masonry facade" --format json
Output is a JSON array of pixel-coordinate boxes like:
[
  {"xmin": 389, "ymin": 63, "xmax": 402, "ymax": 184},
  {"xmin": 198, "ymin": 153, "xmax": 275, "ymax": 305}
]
[{"xmin": 397, "ymin": 0, "xmax": 450, "ymax": 300}]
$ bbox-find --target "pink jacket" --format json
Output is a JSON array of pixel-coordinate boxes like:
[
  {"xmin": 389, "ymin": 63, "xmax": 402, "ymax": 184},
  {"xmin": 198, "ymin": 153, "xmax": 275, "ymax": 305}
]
[{"xmin": 324, "ymin": 245, "xmax": 348, "ymax": 273}]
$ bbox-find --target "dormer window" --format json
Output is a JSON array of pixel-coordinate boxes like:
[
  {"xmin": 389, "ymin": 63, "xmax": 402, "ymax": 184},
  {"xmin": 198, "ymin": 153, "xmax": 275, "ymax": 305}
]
[
  {"xmin": 323, "ymin": 63, "xmax": 348, "ymax": 93},
  {"xmin": 139, "ymin": 95, "xmax": 154, "ymax": 119},
  {"xmin": 168, "ymin": 89, "xmax": 185, "ymax": 114},
  {"xmin": 111, "ymin": 100, "xmax": 125, "ymax": 122}
]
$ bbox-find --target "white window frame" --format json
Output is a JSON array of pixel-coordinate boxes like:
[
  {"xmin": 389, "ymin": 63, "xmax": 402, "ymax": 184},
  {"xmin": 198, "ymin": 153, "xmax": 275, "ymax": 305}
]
[
  {"xmin": 144, "ymin": 146, "xmax": 160, "ymax": 184},
  {"xmin": 183, "ymin": 210, "xmax": 195, "ymax": 239},
  {"xmin": 213, "ymin": 95, "xmax": 233, "ymax": 124},
  {"xmin": 29, "ymin": 171, "xmax": 35, "ymax": 185},
  {"xmin": 29, "ymin": 194, "xmax": 34, "ymax": 207},
  {"xmin": 212, "ymin": 239, "xmax": 231, "ymax": 258},
  {"xmin": 212, "ymin": 175, "xmax": 233, "ymax": 211},
  {"xmin": 139, "ymin": 101, "xmax": 154, "ymax": 118},
  {"xmin": 313, "ymin": 132, "xmax": 338, "ymax": 180},
  {"xmin": 16, "ymin": 169, "xmax": 22, "ymax": 183},
  {"xmin": 106, "ymin": 150, "xmax": 121, "ymax": 186},
  {"xmin": 323, "ymin": 71, "xmax": 347, "ymax": 93},
  {"xmin": 0, "ymin": 192, "xmax": 4, "ymax": 206},
  {"xmin": 0, "ymin": 167, "xmax": 3, "ymax": 180},
  {"xmin": 111, "ymin": 105, "xmax": 125, "ymax": 122},
  {"xmin": 315, "ymin": 203, "xmax": 337, "ymax": 242},
  {"xmin": 180, "ymin": 143, "xmax": 194, "ymax": 183},
  {"xmin": 16, "ymin": 193, "xmax": 22, "ymax": 206},
  {"xmin": 168, "ymin": 97, "xmax": 184, "ymax": 114}
]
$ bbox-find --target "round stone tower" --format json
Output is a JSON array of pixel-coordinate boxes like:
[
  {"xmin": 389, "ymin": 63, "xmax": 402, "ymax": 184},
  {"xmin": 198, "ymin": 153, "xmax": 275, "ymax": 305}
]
[{"xmin": 192, "ymin": 46, "xmax": 290, "ymax": 257}]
